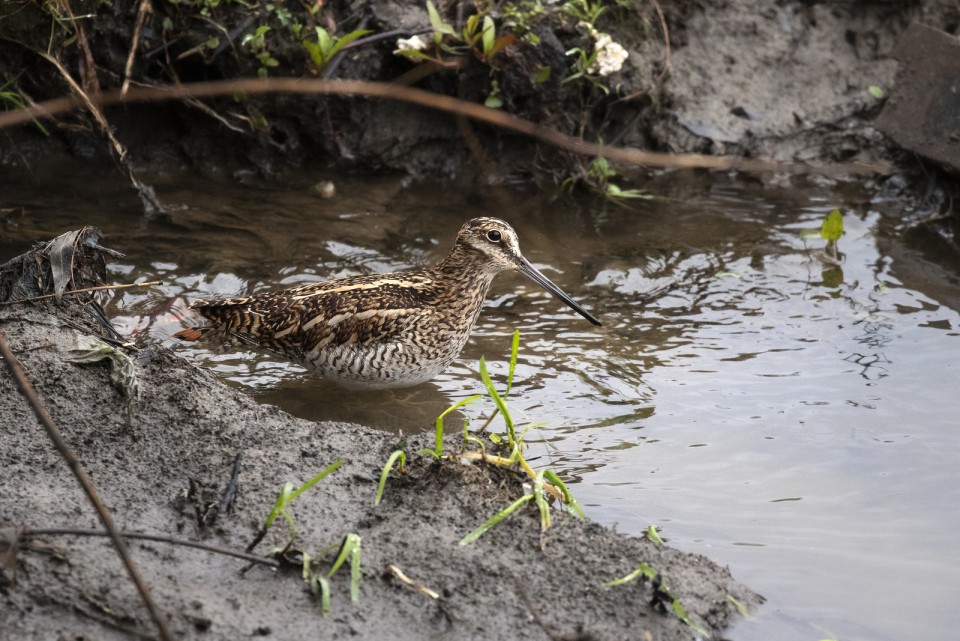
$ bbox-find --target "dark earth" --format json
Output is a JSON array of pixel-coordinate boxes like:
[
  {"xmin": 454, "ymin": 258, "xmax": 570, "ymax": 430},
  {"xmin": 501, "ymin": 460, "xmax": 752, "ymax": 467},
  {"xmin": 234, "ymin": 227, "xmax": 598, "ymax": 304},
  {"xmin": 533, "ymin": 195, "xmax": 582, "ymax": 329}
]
[{"xmin": 2, "ymin": 0, "xmax": 960, "ymax": 639}]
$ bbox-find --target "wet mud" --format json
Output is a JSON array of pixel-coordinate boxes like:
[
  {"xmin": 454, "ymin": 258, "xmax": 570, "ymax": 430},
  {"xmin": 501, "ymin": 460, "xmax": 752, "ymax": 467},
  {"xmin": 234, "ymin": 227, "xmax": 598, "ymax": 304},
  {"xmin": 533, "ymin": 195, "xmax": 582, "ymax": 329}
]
[{"xmin": 0, "ymin": 235, "xmax": 758, "ymax": 639}]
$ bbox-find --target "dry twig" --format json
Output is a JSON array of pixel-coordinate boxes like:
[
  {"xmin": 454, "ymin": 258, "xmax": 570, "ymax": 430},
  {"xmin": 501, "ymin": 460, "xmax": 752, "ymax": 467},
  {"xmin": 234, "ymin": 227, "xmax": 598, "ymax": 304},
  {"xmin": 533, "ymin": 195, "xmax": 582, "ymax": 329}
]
[{"xmin": 0, "ymin": 280, "xmax": 163, "ymax": 307}]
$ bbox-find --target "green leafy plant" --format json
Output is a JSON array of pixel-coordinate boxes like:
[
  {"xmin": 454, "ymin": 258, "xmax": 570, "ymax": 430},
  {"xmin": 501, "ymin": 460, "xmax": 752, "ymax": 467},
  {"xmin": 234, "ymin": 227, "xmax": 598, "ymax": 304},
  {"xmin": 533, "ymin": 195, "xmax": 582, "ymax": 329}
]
[
  {"xmin": 542, "ymin": 469, "xmax": 585, "ymax": 518},
  {"xmin": 393, "ymin": 0, "xmax": 517, "ymax": 103},
  {"xmin": 449, "ymin": 331, "xmax": 585, "ymax": 544},
  {"xmin": 820, "ymin": 208, "xmax": 844, "ymax": 260},
  {"xmin": 800, "ymin": 208, "xmax": 844, "ymax": 266},
  {"xmin": 560, "ymin": 0, "xmax": 607, "ymax": 26},
  {"xmin": 727, "ymin": 594, "xmax": 750, "ymax": 618},
  {"xmin": 502, "ymin": 0, "xmax": 545, "ymax": 44},
  {"xmin": 564, "ymin": 44, "xmax": 610, "ymax": 94},
  {"xmin": 302, "ymin": 26, "xmax": 372, "ymax": 73},
  {"xmin": 463, "ymin": 13, "xmax": 516, "ymax": 65},
  {"xmin": 241, "ymin": 25, "xmax": 278, "ymax": 78}
]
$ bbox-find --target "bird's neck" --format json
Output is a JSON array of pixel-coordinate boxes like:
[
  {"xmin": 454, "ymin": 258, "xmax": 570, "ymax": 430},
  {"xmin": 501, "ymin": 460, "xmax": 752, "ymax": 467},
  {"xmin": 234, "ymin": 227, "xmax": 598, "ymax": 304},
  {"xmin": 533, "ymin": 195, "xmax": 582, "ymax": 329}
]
[{"xmin": 432, "ymin": 247, "xmax": 499, "ymax": 304}]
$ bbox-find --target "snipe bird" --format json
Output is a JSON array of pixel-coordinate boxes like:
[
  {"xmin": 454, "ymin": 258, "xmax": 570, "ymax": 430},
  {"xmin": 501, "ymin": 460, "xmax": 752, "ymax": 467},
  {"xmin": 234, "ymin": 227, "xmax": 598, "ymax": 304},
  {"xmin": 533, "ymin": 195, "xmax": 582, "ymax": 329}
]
[{"xmin": 175, "ymin": 217, "xmax": 601, "ymax": 389}]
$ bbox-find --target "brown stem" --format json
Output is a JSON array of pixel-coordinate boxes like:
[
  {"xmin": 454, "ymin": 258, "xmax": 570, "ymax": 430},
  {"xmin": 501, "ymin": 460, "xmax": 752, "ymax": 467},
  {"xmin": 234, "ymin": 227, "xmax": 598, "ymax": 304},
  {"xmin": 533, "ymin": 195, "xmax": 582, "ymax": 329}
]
[{"xmin": 18, "ymin": 527, "xmax": 278, "ymax": 568}]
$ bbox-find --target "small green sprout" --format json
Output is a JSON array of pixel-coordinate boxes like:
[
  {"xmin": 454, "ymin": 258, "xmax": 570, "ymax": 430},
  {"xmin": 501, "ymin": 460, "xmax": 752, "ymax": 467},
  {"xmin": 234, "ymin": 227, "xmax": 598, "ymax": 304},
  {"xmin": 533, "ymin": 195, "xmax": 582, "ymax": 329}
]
[
  {"xmin": 303, "ymin": 533, "xmax": 362, "ymax": 616},
  {"xmin": 374, "ymin": 450, "xmax": 407, "ymax": 506},
  {"xmin": 328, "ymin": 533, "xmax": 362, "ymax": 602},
  {"xmin": 542, "ymin": 469, "xmax": 585, "ymax": 518},
  {"xmin": 302, "ymin": 27, "xmax": 372, "ymax": 73},
  {"xmin": 427, "ymin": 394, "xmax": 483, "ymax": 459},
  {"xmin": 644, "ymin": 524, "xmax": 665, "ymax": 544},
  {"xmin": 263, "ymin": 460, "xmax": 343, "ymax": 542},
  {"xmin": 241, "ymin": 25, "xmax": 278, "ymax": 79}
]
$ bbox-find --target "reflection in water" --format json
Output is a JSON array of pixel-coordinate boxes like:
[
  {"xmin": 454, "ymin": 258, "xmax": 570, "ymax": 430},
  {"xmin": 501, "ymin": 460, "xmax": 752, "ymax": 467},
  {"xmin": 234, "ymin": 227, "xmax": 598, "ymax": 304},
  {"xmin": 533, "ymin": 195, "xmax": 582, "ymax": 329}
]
[{"xmin": 3, "ymin": 163, "xmax": 960, "ymax": 641}]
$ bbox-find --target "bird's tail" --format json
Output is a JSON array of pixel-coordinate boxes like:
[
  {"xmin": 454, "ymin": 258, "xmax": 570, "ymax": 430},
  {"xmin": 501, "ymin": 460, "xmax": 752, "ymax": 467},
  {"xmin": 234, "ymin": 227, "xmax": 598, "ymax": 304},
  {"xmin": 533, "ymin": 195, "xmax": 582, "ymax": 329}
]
[
  {"xmin": 173, "ymin": 326, "xmax": 211, "ymax": 341},
  {"xmin": 174, "ymin": 296, "xmax": 261, "ymax": 342}
]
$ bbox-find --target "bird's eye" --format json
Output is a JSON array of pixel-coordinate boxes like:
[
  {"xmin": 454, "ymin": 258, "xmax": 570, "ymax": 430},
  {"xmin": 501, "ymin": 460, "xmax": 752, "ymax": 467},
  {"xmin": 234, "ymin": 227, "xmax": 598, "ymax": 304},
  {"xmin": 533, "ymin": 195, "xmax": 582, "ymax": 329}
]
[{"xmin": 486, "ymin": 230, "xmax": 502, "ymax": 242}]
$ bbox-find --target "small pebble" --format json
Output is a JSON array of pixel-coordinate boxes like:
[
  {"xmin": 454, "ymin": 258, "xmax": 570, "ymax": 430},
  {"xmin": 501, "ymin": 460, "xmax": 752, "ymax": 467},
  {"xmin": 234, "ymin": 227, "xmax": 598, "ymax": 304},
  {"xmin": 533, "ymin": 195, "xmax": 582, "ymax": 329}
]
[{"xmin": 313, "ymin": 180, "xmax": 336, "ymax": 199}]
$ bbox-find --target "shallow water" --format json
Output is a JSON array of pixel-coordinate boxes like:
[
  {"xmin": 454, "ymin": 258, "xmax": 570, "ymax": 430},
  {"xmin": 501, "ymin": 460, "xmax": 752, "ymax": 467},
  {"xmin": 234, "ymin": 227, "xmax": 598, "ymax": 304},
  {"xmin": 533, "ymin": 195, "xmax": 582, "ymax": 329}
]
[{"xmin": 3, "ymin": 161, "xmax": 959, "ymax": 641}]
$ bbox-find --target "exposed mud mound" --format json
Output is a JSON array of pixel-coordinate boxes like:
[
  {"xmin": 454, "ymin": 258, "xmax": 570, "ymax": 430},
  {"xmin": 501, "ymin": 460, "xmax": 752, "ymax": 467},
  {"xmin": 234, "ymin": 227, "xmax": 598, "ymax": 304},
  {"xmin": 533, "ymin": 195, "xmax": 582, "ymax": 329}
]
[{"xmin": 0, "ymin": 232, "xmax": 759, "ymax": 639}]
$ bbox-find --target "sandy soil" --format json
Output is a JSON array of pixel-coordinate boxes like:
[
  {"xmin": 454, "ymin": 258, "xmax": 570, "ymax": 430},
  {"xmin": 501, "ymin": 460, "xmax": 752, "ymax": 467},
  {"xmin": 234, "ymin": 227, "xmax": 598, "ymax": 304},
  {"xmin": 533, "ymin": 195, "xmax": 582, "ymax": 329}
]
[{"xmin": 0, "ymin": 235, "xmax": 758, "ymax": 640}]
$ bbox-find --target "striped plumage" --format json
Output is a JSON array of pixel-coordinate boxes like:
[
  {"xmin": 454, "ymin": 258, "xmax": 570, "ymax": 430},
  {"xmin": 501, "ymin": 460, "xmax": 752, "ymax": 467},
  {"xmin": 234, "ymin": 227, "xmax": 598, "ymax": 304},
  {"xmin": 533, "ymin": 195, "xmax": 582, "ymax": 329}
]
[{"xmin": 176, "ymin": 217, "xmax": 601, "ymax": 389}]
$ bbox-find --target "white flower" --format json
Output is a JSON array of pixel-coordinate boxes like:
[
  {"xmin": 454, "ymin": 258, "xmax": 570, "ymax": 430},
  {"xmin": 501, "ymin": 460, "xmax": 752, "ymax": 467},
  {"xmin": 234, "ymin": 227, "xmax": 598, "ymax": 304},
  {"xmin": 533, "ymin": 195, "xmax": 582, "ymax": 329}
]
[
  {"xmin": 587, "ymin": 33, "xmax": 629, "ymax": 77},
  {"xmin": 395, "ymin": 35, "xmax": 430, "ymax": 52}
]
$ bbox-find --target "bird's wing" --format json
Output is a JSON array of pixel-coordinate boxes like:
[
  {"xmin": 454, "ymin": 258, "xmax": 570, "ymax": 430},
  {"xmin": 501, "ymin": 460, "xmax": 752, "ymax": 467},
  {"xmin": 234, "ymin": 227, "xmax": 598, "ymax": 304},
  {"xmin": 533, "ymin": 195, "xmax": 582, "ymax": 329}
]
[{"xmin": 192, "ymin": 273, "xmax": 438, "ymax": 354}]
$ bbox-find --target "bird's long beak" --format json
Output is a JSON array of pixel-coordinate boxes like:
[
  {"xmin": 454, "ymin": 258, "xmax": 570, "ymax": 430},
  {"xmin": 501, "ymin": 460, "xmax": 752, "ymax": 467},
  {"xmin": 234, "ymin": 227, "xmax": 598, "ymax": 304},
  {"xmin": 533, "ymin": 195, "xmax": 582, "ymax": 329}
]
[{"xmin": 517, "ymin": 256, "xmax": 602, "ymax": 326}]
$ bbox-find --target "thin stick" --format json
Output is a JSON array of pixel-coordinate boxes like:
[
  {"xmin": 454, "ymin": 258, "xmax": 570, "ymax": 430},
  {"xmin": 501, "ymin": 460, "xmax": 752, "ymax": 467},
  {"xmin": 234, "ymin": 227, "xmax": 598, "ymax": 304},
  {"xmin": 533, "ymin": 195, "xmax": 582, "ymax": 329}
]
[
  {"xmin": 0, "ymin": 331, "xmax": 174, "ymax": 641},
  {"xmin": 0, "ymin": 78, "xmax": 890, "ymax": 176},
  {"xmin": 0, "ymin": 280, "xmax": 163, "ymax": 306},
  {"xmin": 18, "ymin": 527, "xmax": 279, "ymax": 567},
  {"xmin": 122, "ymin": 0, "xmax": 153, "ymax": 98}
]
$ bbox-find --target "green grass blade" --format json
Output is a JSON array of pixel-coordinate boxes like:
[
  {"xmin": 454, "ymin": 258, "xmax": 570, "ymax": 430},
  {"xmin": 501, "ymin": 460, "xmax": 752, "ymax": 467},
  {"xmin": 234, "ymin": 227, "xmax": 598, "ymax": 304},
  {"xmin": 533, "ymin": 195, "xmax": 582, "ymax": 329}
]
[
  {"xmin": 288, "ymin": 459, "xmax": 344, "ymax": 503},
  {"xmin": 349, "ymin": 538, "xmax": 362, "ymax": 602},
  {"xmin": 459, "ymin": 493, "xmax": 533, "ymax": 546},
  {"xmin": 435, "ymin": 395, "xmax": 482, "ymax": 457},
  {"xmin": 329, "ymin": 532, "xmax": 361, "ymax": 578},
  {"xmin": 542, "ymin": 469, "xmax": 585, "ymax": 518},
  {"xmin": 479, "ymin": 356, "xmax": 515, "ymax": 442},
  {"xmin": 375, "ymin": 450, "xmax": 406, "ymax": 506},
  {"xmin": 602, "ymin": 561, "xmax": 657, "ymax": 588},
  {"xmin": 317, "ymin": 575, "xmax": 331, "ymax": 617},
  {"xmin": 264, "ymin": 481, "xmax": 295, "ymax": 528},
  {"xmin": 672, "ymin": 598, "xmax": 710, "ymax": 637}
]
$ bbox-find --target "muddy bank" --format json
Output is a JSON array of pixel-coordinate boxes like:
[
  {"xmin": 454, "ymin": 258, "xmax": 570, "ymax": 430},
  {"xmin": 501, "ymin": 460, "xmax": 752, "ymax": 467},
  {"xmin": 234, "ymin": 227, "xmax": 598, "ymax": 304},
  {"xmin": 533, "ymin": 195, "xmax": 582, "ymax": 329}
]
[
  {"xmin": 2, "ymin": 0, "xmax": 960, "ymax": 185},
  {"xmin": 0, "ymin": 233, "xmax": 758, "ymax": 639}
]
